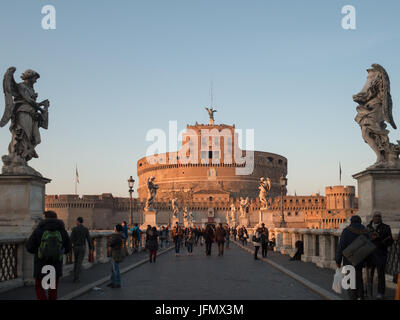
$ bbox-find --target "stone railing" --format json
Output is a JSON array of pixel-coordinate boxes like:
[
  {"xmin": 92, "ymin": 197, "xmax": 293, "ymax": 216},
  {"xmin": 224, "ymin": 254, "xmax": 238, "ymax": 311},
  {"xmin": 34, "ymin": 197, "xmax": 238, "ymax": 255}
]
[
  {"xmin": 270, "ymin": 228, "xmax": 400, "ymax": 278},
  {"xmin": 0, "ymin": 229, "xmax": 149, "ymax": 294}
]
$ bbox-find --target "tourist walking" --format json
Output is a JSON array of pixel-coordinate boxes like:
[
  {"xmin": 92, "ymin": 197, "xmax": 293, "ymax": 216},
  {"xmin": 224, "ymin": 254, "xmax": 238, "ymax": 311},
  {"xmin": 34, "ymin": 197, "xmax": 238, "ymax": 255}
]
[
  {"xmin": 215, "ymin": 223, "xmax": 227, "ymax": 256},
  {"xmin": 252, "ymin": 229, "xmax": 262, "ymax": 260},
  {"xmin": 224, "ymin": 225, "xmax": 231, "ymax": 249},
  {"xmin": 204, "ymin": 224, "xmax": 215, "ymax": 256},
  {"xmin": 335, "ymin": 215, "xmax": 370, "ymax": 300},
  {"xmin": 26, "ymin": 211, "xmax": 71, "ymax": 300},
  {"xmin": 366, "ymin": 212, "xmax": 394, "ymax": 299},
  {"xmin": 232, "ymin": 227, "xmax": 237, "ymax": 241},
  {"xmin": 70, "ymin": 217, "xmax": 93, "ymax": 283},
  {"xmin": 172, "ymin": 223, "xmax": 183, "ymax": 256},
  {"xmin": 107, "ymin": 224, "xmax": 125, "ymax": 288},
  {"xmin": 186, "ymin": 229, "xmax": 195, "ymax": 255},
  {"xmin": 145, "ymin": 225, "xmax": 151, "ymax": 251},
  {"xmin": 259, "ymin": 223, "xmax": 269, "ymax": 258},
  {"xmin": 160, "ymin": 226, "xmax": 168, "ymax": 248},
  {"xmin": 238, "ymin": 227, "xmax": 244, "ymax": 244},
  {"xmin": 130, "ymin": 223, "xmax": 141, "ymax": 252},
  {"xmin": 148, "ymin": 227, "xmax": 159, "ymax": 263}
]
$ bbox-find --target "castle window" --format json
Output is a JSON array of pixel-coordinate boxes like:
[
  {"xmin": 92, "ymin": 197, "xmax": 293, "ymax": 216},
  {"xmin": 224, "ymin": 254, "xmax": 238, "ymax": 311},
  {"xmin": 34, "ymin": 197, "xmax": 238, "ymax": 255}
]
[
  {"xmin": 266, "ymin": 157, "xmax": 273, "ymax": 164},
  {"xmin": 278, "ymin": 159, "xmax": 283, "ymax": 164}
]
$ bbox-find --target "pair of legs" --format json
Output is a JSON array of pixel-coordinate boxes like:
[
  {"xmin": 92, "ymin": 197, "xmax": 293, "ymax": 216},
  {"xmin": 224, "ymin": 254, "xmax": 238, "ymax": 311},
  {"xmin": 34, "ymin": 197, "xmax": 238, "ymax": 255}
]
[
  {"xmin": 149, "ymin": 250, "xmax": 157, "ymax": 263},
  {"xmin": 174, "ymin": 238, "xmax": 181, "ymax": 255},
  {"xmin": 254, "ymin": 246, "xmax": 260, "ymax": 259},
  {"xmin": 205, "ymin": 240, "xmax": 212, "ymax": 256},
  {"xmin": 369, "ymin": 261, "xmax": 387, "ymax": 297},
  {"xmin": 187, "ymin": 243, "xmax": 193, "ymax": 254},
  {"xmin": 347, "ymin": 266, "xmax": 364, "ymax": 300},
  {"xmin": 73, "ymin": 245, "xmax": 86, "ymax": 282},
  {"xmin": 110, "ymin": 260, "xmax": 121, "ymax": 287},
  {"xmin": 35, "ymin": 278, "xmax": 59, "ymax": 300},
  {"xmin": 261, "ymin": 243, "xmax": 268, "ymax": 258},
  {"xmin": 217, "ymin": 242, "xmax": 224, "ymax": 256},
  {"xmin": 225, "ymin": 237, "xmax": 230, "ymax": 248}
]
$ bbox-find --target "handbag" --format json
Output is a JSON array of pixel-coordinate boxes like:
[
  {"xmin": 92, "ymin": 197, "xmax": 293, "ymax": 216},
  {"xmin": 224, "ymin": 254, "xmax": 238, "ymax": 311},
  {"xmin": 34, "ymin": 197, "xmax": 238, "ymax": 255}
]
[{"xmin": 342, "ymin": 234, "xmax": 376, "ymax": 267}]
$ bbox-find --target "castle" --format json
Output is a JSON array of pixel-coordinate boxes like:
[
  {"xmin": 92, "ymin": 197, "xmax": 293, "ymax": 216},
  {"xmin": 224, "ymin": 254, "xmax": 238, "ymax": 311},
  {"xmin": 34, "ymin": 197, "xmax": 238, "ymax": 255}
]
[{"xmin": 45, "ymin": 113, "xmax": 357, "ymax": 229}]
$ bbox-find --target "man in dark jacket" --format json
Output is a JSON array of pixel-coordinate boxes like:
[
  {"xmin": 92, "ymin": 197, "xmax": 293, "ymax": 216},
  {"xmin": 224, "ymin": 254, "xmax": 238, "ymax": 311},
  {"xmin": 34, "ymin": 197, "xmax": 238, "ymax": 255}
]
[
  {"xmin": 366, "ymin": 212, "xmax": 394, "ymax": 299},
  {"xmin": 107, "ymin": 224, "xmax": 125, "ymax": 288},
  {"xmin": 335, "ymin": 215, "xmax": 369, "ymax": 300},
  {"xmin": 215, "ymin": 223, "xmax": 227, "ymax": 256},
  {"xmin": 26, "ymin": 211, "xmax": 71, "ymax": 300},
  {"xmin": 70, "ymin": 217, "xmax": 93, "ymax": 282}
]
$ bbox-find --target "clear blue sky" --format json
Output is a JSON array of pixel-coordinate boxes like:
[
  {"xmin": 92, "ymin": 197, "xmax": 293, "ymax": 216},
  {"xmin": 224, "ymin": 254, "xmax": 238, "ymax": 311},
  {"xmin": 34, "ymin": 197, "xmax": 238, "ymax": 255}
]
[{"xmin": 1, "ymin": 0, "xmax": 400, "ymax": 197}]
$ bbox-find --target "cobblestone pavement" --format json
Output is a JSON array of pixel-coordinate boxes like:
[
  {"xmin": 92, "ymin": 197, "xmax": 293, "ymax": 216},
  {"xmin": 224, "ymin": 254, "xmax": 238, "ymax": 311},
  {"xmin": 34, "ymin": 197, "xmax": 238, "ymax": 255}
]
[
  {"xmin": 0, "ymin": 248, "xmax": 156, "ymax": 300},
  {"xmin": 77, "ymin": 242, "xmax": 323, "ymax": 300}
]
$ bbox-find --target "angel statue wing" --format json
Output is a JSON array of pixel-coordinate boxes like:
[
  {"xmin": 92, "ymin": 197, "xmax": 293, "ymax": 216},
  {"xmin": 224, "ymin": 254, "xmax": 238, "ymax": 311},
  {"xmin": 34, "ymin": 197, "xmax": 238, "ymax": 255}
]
[
  {"xmin": 266, "ymin": 178, "xmax": 271, "ymax": 192},
  {"xmin": 1, "ymin": 67, "xmax": 18, "ymax": 127},
  {"xmin": 372, "ymin": 64, "xmax": 397, "ymax": 129}
]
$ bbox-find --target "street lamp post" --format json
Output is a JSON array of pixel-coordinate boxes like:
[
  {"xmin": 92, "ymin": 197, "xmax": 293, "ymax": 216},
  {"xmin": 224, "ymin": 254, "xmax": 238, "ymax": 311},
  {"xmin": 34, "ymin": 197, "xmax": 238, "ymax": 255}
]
[
  {"xmin": 128, "ymin": 176, "xmax": 135, "ymax": 226},
  {"xmin": 280, "ymin": 176, "xmax": 287, "ymax": 228}
]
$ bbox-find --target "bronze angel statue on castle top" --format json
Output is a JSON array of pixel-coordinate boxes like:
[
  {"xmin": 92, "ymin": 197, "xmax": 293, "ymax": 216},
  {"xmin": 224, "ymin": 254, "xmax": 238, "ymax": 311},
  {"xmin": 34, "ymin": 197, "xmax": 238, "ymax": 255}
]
[
  {"xmin": 1, "ymin": 67, "xmax": 50, "ymax": 176},
  {"xmin": 353, "ymin": 64, "xmax": 400, "ymax": 168}
]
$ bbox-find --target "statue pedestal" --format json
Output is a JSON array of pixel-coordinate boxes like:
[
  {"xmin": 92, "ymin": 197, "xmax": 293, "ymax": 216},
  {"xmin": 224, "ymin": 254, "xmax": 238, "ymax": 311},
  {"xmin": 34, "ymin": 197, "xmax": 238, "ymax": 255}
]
[
  {"xmin": 0, "ymin": 175, "xmax": 51, "ymax": 235},
  {"xmin": 141, "ymin": 209, "xmax": 157, "ymax": 228},
  {"xmin": 239, "ymin": 216, "xmax": 249, "ymax": 227},
  {"xmin": 352, "ymin": 168, "xmax": 400, "ymax": 234},
  {"xmin": 171, "ymin": 216, "xmax": 180, "ymax": 227}
]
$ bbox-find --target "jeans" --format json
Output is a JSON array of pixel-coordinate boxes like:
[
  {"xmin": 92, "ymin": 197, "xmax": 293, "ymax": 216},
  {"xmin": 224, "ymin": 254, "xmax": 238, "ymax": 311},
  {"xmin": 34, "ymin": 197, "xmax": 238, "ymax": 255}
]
[
  {"xmin": 187, "ymin": 243, "xmax": 193, "ymax": 253},
  {"xmin": 254, "ymin": 245, "xmax": 260, "ymax": 259},
  {"xmin": 174, "ymin": 238, "xmax": 181, "ymax": 253},
  {"xmin": 149, "ymin": 250, "xmax": 157, "ymax": 262},
  {"xmin": 111, "ymin": 260, "xmax": 121, "ymax": 286},
  {"xmin": 73, "ymin": 245, "xmax": 86, "ymax": 281}
]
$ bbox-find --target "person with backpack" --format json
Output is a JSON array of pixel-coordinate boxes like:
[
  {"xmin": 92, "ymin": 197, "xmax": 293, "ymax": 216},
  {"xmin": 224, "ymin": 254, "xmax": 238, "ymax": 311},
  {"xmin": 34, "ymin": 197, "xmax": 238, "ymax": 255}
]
[
  {"xmin": 252, "ymin": 229, "xmax": 262, "ymax": 260},
  {"xmin": 70, "ymin": 217, "xmax": 92, "ymax": 283},
  {"xmin": 366, "ymin": 212, "xmax": 394, "ymax": 300},
  {"xmin": 107, "ymin": 224, "xmax": 125, "ymax": 288},
  {"xmin": 26, "ymin": 211, "xmax": 71, "ymax": 300},
  {"xmin": 335, "ymin": 215, "xmax": 371, "ymax": 300}
]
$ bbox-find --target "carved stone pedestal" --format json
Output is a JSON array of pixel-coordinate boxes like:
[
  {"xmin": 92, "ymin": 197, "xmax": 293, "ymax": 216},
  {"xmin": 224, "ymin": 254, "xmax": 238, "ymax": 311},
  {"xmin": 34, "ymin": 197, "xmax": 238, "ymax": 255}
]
[
  {"xmin": 0, "ymin": 175, "xmax": 51, "ymax": 235},
  {"xmin": 352, "ymin": 168, "xmax": 400, "ymax": 234},
  {"xmin": 141, "ymin": 209, "xmax": 157, "ymax": 229},
  {"xmin": 239, "ymin": 216, "xmax": 249, "ymax": 227}
]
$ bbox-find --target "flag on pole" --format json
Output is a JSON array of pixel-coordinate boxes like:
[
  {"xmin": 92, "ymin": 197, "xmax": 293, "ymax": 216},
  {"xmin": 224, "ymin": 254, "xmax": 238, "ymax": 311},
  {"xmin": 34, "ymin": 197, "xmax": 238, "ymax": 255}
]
[
  {"xmin": 76, "ymin": 165, "xmax": 79, "ymax": 184},
  {"xmin": 339, "ymin": 162, "xmax": 342, "ymax": 185}
]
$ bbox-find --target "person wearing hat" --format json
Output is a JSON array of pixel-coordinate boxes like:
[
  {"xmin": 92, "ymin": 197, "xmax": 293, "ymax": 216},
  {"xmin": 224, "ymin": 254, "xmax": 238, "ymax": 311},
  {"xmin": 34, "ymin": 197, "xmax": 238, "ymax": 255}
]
[{"xmin": 366, "ymin": 211, "xmax": 394, "ymax": 300}]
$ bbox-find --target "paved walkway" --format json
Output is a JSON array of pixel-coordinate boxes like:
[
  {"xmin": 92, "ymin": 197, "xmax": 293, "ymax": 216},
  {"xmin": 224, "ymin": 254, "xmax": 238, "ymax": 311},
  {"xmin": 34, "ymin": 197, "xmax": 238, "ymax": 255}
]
[
  {"xmin": 0, "ymin": 247, "xmax": 171, "ymax": 300},
  {"xmin": 77, "ymin": 242, "xmax": 323, "ymax": 300}
]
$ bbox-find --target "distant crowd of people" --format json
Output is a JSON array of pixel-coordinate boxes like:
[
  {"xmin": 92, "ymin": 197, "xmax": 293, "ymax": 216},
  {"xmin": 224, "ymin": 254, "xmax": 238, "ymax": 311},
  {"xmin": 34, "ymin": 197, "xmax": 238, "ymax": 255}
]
[{"xmin": 25, "ymin": 210, "xmax": 399, "ymax": 300}]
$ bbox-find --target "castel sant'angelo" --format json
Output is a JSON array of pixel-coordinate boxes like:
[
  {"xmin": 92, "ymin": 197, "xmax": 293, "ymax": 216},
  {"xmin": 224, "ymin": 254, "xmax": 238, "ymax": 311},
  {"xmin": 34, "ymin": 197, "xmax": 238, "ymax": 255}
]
[{"xmin": 46, "ymin": 109, "xmax": 358, "ymax": 230}]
